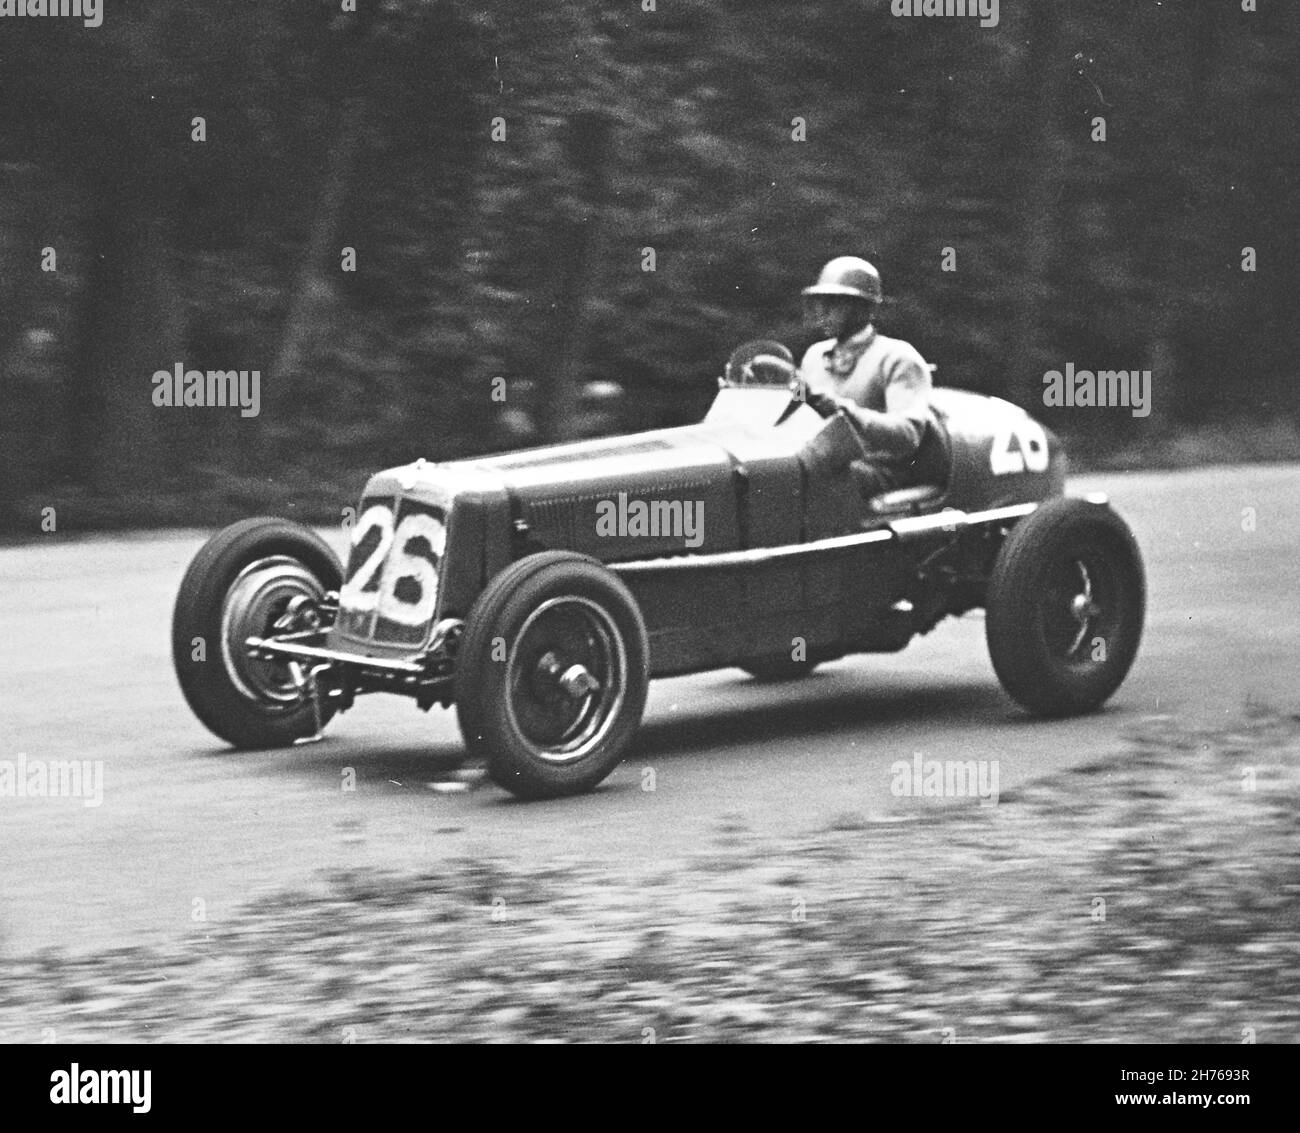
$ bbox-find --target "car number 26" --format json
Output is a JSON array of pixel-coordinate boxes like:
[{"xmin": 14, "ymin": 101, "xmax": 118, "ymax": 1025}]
[
  {"xmin": 339, "ymin": 502, "xmax": 446, "ymax": 627},
  {"xmin": 990, "ymin": 418, "xmax": 1050, "ymax": 476}
]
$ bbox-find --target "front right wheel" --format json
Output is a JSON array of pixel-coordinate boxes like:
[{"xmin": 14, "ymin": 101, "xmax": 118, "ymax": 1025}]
[{"xmin": 985, "ymin": 497, "xmax": 1145, "ymax": 717}]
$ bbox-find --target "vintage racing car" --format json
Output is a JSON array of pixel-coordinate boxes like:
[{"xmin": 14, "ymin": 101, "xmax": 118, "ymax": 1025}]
[{"xmin": 172, "ymin": 341, "xmax": 1146, "ymax": 798}]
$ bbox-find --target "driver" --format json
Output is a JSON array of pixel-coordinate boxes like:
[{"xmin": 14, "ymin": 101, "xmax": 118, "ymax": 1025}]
[{"xmin": 797, "ymin": 256, "xmax": 935, "ymax": 495}]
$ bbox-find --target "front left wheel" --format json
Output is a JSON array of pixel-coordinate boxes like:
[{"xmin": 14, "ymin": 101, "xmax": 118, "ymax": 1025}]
[
  {"xmin": 456, "ymin": 552, "xmax": 650, "ymax": 799},
  {"xmin": 172, "ymin": 518, "xmax": 342, "ymax": 748}
]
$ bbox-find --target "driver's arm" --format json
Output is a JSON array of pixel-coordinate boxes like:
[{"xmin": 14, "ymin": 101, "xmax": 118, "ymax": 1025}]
[{"xmin": 829, "ymin": 349, "xmax": 933, "ymax": 459}]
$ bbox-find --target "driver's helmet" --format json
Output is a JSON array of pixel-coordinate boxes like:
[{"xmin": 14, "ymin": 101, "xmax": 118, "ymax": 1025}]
[
  {"xmin": 723, "ymin": 340, "xmax": 797, "ymax": 388},
  {"xmin": 802, "ymin": 256, "xmax": 883, "ymax": 305}
]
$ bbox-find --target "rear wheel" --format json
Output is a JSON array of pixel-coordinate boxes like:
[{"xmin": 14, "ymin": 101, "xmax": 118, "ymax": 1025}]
[
  {"xmin": 456, "ymin": 552, "xmax": 650, "ymax": 799},
  {"xmin": 172, "ymin": 518, "xmax": 342, "ymax": 748},
  {"xmin": 985, "ymin": 498, "xmax": 1144, "ymax": 716}
]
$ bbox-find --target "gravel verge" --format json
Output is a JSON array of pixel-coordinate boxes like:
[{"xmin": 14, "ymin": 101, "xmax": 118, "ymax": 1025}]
[{"xmin": 2, "ymin": 709, "xmax": 1296, "ymax": 1043}]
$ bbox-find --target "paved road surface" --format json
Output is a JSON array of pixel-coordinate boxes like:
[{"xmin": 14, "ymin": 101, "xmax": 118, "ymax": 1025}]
[{"xmin": 1, "ymin": 465, "xmax": 1296, "ymax": 953}]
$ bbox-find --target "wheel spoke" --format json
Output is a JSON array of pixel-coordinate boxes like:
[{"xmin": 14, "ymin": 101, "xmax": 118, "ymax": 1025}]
[{"xmin": 1065, "ymin": 560, "xmax": 1103, "ymax": 657}]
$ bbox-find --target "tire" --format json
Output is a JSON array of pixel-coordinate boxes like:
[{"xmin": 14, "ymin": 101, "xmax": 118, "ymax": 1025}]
[
  {"xmin": 985, "ymin": 497, "xmax": 1145, "ymax": 717},
  {"xmin": 456, "ymin": 551, "xmax": 650, "ymax": 800},
  {"xmin": 172, "ymin": 517, "xmax": 343, "ymax": 748},
  {"xmin": 741, "ymin": 656, "xmax": 821, "ymax": 681}
]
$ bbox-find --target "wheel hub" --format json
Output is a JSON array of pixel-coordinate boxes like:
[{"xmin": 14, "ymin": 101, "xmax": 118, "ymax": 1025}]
[
  {"xmin": 220, "ymin": 557, "xmax": 327, "ymax": 706},
  {"xmin": 506, "ymin": 597, "xmax": 627, "ymax": 764},
  {"xmin": 534, "ymin": 650, "xmax": 602, "ymax": 700},
  {"xmin": 558, "ymin": 663, "xmax": 601, "ymax": 700},
  {"xmin": 1063, "ymin": 561, "xmax": 1102, "ymax": 657},
  {"xmin": 1070, "ymin": 592, "xmax": 1100, "ymax": 622}
]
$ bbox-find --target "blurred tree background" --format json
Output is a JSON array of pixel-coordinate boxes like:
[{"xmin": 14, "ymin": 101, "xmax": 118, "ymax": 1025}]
[{"xmin": 0, "ymin": 0, "xmax": 1295, "ymax": 533}]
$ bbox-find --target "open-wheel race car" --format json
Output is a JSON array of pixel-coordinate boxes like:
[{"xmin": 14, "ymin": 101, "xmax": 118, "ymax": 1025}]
[{"xmin": 173, "ymin": 340, "xmax": 1146, "ymax": 799}]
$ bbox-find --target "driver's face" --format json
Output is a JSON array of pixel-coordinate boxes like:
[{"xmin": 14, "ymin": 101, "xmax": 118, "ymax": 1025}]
[{"xmin": 803, "ymin": 296, "xmax": 865, "ymax": 341}]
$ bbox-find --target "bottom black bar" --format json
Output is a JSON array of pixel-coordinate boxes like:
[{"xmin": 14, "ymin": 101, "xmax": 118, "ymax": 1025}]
[{"xmin": 6, "ymin": 1042, "xmax": 1288, "ymax": 1122}]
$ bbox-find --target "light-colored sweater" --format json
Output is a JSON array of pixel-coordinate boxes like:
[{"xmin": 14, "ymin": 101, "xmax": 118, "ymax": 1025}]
[{"xmin": 799, "ymin": 325, "xmax": 933, "ymax": 458}]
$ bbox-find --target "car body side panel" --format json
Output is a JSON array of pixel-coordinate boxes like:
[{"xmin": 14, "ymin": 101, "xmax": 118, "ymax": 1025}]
[
  {"xmin": 688, "ymin": 431, "xmax": 806, "ymax": 551},
  {"xmin": 329, "ymin": 385, "xmax": 1064, "ymax": 676},
  {"xmin": 621, "ymin": 525, "xmax": 950, "ymax": 677}
]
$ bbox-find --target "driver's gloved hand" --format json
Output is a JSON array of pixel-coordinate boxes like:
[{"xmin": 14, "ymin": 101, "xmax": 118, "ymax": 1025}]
[
  {"xmin": 797, "ymin": 383, "xmax": 841, "ymax": 418},
  {"xmin": 790, "ymin": 379, "xmax": 842, "ymax": 418}
]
